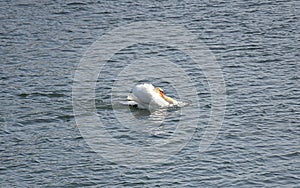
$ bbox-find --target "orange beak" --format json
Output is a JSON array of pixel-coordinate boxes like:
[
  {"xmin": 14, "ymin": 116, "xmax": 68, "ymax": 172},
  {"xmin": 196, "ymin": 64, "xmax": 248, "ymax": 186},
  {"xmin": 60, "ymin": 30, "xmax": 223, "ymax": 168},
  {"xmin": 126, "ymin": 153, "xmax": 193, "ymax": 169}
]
[{"xmin": 159, "ymin": 91, "xmax": 165, "ymax": 99}]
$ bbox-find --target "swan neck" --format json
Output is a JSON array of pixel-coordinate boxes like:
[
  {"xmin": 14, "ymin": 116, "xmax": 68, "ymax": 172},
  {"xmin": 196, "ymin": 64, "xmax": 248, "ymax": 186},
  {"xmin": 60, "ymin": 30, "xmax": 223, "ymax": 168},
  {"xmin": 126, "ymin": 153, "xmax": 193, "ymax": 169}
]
[{"xmin": 163, "ymin": 95, "xmax": 174, "ymax": 104}]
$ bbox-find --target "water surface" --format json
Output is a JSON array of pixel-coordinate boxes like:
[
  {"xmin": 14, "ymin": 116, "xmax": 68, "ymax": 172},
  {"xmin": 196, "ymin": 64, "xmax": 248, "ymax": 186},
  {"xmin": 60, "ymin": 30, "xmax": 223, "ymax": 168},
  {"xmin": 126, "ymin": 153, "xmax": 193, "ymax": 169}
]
[{"xmin": 1, "ymin": 0, "xmax": 299, "ymax": 187}]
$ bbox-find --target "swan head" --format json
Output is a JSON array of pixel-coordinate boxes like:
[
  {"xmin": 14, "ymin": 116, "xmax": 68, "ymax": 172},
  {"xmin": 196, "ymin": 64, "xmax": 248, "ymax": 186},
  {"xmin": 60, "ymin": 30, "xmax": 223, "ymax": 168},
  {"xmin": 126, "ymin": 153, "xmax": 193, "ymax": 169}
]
[
  {"xmin": 153, "ymin": 87, "xmax": 176, "ymax": 104},
  {"xmin": 154, "ymin": 87, "xmax": 164, "ymax": 97}
]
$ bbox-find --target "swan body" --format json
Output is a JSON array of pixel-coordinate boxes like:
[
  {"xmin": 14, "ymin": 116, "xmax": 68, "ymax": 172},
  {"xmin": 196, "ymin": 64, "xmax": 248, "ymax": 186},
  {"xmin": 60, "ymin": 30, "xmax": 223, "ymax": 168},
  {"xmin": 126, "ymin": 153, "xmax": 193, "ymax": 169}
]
[{"xmin": 127, "ymin": 83, "xmax": 178, "ymax": 110}]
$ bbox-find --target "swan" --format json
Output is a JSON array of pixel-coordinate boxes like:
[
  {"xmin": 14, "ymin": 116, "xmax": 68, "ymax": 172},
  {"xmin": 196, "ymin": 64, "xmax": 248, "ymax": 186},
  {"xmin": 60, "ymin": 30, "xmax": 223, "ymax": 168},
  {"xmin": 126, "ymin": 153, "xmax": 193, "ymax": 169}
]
[{"xmin": 127, "ymin": 83, "xmax": 178, "ymax": 110}]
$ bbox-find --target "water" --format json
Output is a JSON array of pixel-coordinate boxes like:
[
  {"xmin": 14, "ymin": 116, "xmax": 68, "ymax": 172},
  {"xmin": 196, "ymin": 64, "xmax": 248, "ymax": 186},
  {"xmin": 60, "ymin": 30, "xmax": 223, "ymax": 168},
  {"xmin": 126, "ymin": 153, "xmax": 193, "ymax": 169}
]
[{"xmin": 1, "ymin": 0, "xmax": 299, "ymax": 187}]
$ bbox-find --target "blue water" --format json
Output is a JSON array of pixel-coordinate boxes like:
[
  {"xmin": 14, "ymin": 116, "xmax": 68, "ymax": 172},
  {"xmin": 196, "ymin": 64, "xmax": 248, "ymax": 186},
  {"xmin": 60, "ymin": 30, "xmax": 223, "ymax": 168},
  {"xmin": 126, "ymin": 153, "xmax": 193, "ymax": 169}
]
[{"xmin": 1, "ymin": 0, "xmax": 299, "ymax": 187}]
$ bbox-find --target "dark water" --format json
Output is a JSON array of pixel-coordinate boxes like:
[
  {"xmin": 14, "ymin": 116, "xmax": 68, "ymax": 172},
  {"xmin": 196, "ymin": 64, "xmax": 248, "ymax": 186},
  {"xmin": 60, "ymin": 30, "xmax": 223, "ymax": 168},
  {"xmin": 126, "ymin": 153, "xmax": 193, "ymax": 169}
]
[{"xmin": 1, "ymin": 0, "xmax": 299, "ymax": 187}]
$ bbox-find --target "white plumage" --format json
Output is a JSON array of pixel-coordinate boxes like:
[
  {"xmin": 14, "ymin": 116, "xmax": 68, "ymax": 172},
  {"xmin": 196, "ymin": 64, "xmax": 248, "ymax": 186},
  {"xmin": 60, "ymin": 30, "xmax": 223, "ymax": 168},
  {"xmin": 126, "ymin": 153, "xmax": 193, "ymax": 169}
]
[{"xmin": 127, "ymin": 83, "xmax": 178, "ymax": 110}]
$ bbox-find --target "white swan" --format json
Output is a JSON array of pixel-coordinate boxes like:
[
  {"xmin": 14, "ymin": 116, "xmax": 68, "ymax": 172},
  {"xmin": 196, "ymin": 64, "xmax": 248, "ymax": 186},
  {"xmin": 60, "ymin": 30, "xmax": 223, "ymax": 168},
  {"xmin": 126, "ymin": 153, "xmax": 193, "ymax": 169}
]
[{"xmin": 127, "ymin": 83, "xmax": 178, "ymax": 110}]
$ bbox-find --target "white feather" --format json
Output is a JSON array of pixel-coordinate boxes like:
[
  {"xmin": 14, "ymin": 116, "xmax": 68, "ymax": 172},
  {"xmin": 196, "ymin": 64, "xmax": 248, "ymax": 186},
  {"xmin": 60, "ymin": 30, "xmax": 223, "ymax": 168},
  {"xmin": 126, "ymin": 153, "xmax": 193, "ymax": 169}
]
[{"xmin": 128, "ymin": 83, "xmax": 170, "ymax": 110}]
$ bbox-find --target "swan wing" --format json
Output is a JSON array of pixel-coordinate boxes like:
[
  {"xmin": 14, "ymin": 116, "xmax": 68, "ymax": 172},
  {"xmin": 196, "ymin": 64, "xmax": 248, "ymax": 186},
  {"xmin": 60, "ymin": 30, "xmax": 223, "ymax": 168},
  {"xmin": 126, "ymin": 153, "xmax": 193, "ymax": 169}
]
[{"xmin": 132, "ymin": 84, "xmax": 155, "ymax": 104}]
